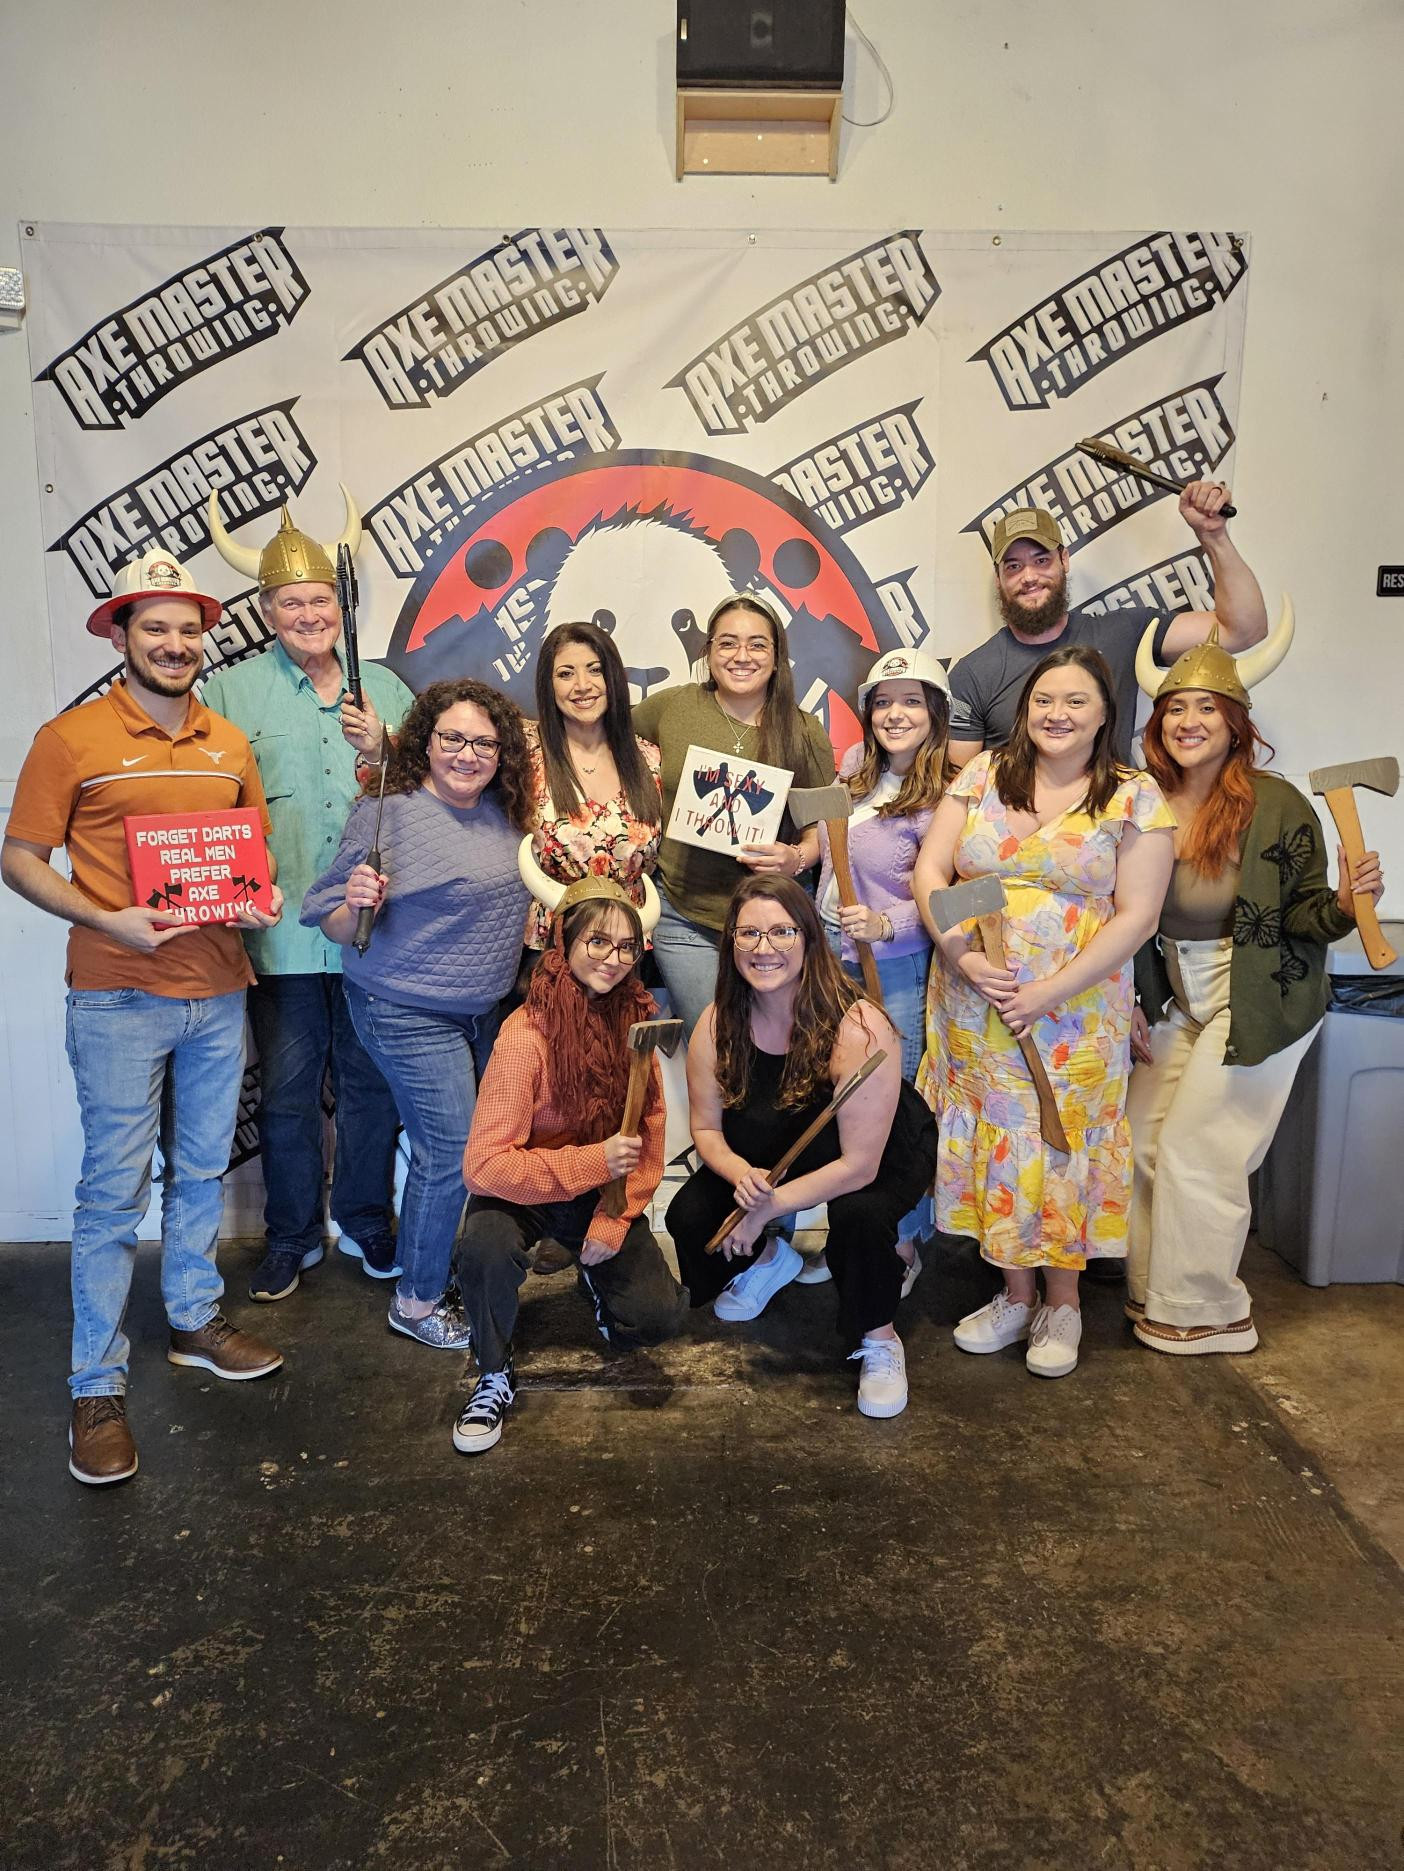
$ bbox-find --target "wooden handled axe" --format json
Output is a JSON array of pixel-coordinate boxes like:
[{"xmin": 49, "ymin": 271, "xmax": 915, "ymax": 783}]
[
  {"xmin": 788, "ymin": 782, "xmax": 885, "ymax": 1007},
  {"xmin": 929, "ymin": 876, "xmax": 1070, "ymax": 1154},
  {"xmin": 601, "ymin": 1017, "xmax": 684, "ymax": 1219},
  {"xmin": 703, "ymin": 1047, "xmax": 888, "ymax": 1253},
  {"xmin": 1309, "ymin": 756, "xmax": 1398, "ymax": 970}
]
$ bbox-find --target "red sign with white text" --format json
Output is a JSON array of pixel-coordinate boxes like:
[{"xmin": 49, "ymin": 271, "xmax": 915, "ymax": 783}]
[{"xmin": 124, "ymin": 808, "xmax": 271, "ymax": 925}]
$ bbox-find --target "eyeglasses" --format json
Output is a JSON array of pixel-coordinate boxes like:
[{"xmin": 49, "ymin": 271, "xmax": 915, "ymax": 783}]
[
  {"xmin": 432, "ymin": 730, "xmax": 501, "ymax": 758},
  {"xmin": 712, "ymin": 636, "xmax": 774, "ymax": 658},
  {"xmin": 733, "ymin": 923, "xmax": 801, "ymax": 952},
  {"xmin": 582, "ymin": 934, "xmax": 642, "ymax": 964}
]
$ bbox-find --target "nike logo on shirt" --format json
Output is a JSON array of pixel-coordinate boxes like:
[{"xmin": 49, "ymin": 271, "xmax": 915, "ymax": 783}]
[{"xmin": 121, "ymin": 756, "xmax": 146, "ymax": 768}]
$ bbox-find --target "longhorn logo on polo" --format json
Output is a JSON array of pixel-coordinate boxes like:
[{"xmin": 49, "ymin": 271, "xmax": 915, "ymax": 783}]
[
  {"xmin": 48, "ymin": 401, "xmax": 316, "ymax": 598},
  {"xmin": 669, "ymin": 233, "xmax": 940, "ymax": 436},
  {"xmin": 346, "ymin": 229, "xmax": 620, "ymax": 410},
  {"xmin": 973, "ymin": 232, "xmax": 1248, "ymax": 411},
  {"xmin": 36, "ymin": 229, "xmax": 309, "ymax": 431},
  {"xmin": 771, "ymin": 400, "xmax": 933, "ymax": 536},
  {"xmin": 963, "ymin": 378, "xmax": 1235, "ymax": 556},
  {"xmin": 365, "ymin": 377, "xmax": 620, "ymax": 577}
]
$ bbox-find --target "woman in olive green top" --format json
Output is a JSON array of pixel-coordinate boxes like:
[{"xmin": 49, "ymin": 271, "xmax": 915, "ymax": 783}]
[
  {"xmin": 1126, "ymin": 624, "xmax": 1384, "ymax": 1354},
  {"xmin": 633, "ymin": 596, "xmax": 836, "ymax": 1035}
]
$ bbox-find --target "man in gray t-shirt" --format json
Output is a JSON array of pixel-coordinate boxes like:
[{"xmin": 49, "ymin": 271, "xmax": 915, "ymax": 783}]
[{"xmin": 948, "ymin": 483, "xmax": 1269, "ymax": 767}]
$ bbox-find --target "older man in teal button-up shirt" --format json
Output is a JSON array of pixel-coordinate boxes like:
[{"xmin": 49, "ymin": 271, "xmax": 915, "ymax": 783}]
[{"xmin": 203, "ymin": 577, "xmax": 414, "ymax": 1304}]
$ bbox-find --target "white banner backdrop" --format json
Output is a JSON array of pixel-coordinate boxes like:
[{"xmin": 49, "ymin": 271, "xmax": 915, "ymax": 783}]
[{"xmin": 24, "ymin": 224, "xmax": 1250, "ymax": 748}]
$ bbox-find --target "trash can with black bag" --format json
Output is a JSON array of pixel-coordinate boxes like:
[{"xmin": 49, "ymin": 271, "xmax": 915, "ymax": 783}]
[{"xmin": 1256, "ymin": 921, "xmax": 1404, "ymax": 1285}]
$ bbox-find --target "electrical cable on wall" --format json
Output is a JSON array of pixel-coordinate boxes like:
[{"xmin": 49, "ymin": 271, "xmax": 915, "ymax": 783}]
[{"xmin": 843, "ymin": 11, "xmax": 895, "ymax": 126}]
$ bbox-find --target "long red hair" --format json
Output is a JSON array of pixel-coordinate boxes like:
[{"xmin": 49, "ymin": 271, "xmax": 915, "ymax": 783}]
[
  {"xmin": 1141, "ymin": 694, "xmax": 1275, "ymax": 878},
  {"xmin": 523, "ymin": 900, "xmax": 658, "ymax": 1141}
]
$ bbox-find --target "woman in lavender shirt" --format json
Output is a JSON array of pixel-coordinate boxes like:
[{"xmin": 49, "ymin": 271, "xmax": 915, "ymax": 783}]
[{"xmin": 804, "ymin": 648, "xmax": 952, "ymax": 1293}]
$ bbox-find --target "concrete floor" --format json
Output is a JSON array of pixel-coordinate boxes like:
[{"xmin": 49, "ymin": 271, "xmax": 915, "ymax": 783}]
[{"xmin": 3, "ymin": 1233, "xmax": 1401, "ymax": 1871}]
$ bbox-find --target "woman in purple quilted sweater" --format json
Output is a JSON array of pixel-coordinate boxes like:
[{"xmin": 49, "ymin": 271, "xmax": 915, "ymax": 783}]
[{"xmin": 302, "ymin": 680, "xmax": 533, "ymax": 1350}]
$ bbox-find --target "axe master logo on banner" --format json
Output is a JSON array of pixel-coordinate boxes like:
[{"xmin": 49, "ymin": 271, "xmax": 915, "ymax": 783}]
[
  {"xmin": 963, "ymin": 378, "xmax": 1235, "ymax": 554},
  {"xmin": 384, "ymin": 448, "xmax": 915, "ymax": 755},
  {"xmin": 771, "ymin": 401, "xmax": 933, "ymax": 536},
  {"xmin": 670, "ymin": 234, "xmax": 939, "ymax": 437},
  {"xmin": 37, "ymin": 230, "xmax": 309, "ymax": 431},
  {"xmin": 49, "ymin": 401, "xmax": 315, "ymax": 598},
  {"xmin": 1081, "ymin": 549, "xmax": 1215, "ymax": 619},
  {"xmin": 973, "ymin": 232, "xmax": 1247, "ymax": 411},
  {"xmin": 366, "ymin": 377, "xmax": 620, "ymax": 577},
  {"xmin": 347, "ymin": 229, "xmax": 619, "ymax": 410}
]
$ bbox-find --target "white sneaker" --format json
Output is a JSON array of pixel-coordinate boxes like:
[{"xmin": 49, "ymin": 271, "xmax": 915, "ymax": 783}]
[
  {"xmin": 899, "ymin": 1246, "xmax": 923, "ymax": 1301},
  {"xmin": 794, "ymin": 1253, "xmax": 833, "ymax": 1286},
  {"xmin": 1026, "ymin": 1303, "xmax": 1082, "ymax": 1378},
  {"xmin": 850, "ymin": 1333, "xmax": 907, "ymax": 1418},
  {"xmin": 714, "ymin": 1239, "xmax": 803, "ymax": 1321},
  {"xmin": 952, "ymin": 1291, "xmax": 1034, "ymax": 1354}
]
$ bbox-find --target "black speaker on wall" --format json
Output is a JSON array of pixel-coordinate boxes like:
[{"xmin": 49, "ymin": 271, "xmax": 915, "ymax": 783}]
[{"xmin": 677, "ymin": 1, "xmax": 846, "ymax": 90}]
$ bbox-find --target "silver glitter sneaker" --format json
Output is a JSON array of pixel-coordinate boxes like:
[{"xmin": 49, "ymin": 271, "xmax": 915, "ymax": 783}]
[{"xmin": 387, "ymin": 1294, "xmax": 473, "ymax": 1351}]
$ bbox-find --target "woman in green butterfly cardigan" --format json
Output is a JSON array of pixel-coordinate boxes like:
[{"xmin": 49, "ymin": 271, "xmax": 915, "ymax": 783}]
[{"xmin": 1124, "ymin": 611, "xmax": 1384, "ymax": 1354}]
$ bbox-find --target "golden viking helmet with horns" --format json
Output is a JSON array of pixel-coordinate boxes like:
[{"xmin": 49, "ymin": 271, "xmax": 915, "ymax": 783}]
[
  {"xmin": 208, "ymin": 484, "xmax": 362, "ymax": 592},
  {"xmin": 1135, "ymin": 597, "xmax": 1296, "ymax": 709},
  {"xmin": 516, "ymin": 839, "xmax": 661, "ymax": 936}
]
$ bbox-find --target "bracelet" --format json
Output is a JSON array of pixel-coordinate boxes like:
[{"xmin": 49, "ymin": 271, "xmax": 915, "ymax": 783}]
[
  {"xmin": 789, "ymin": 844, "xmax": 803, "ymax": 876},
  {"xmin": 878, "ymin": 912, "xmax": 894, "ymax": 943}
]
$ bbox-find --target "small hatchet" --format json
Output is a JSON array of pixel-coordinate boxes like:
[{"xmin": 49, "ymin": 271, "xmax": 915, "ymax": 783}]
[
  {"xmin": 601, "ymin": 1017, "xmax": 685, "ymax": 1218},
  {"xmin": 929, "ymin": 876, "xmax": 1070, "ymax": 1154},
  {"xmin": 788, "ymin": 781, "xmax": 884, "ymax": 1007},
  {"xmin": 1309, "ymin": 755, "xmax": 1398, "ymax": 970},
  {"xmin": 703, "ymin": 1047, "xmax": 888, "ymax": 1253}
]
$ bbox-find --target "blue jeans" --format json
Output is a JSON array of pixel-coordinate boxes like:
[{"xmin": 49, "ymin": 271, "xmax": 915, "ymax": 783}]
[
  {"xmin": 247, "ymin": 972, "xmax": 399, "ymax": 1255},
  {"xmin": 64, "ymin": 987, "xmax": 247, "ymax": 1397},
  {"xmin": 345, "ymin": 983, "xmax": 498, "ymax": 1304},
  {"xmin": 823, "ymin": 924, "xmax": 935, "ymax": 1243},
  {"xmin": 649, "ymin": 880, "xmax": 722, "ymax": 1038}
]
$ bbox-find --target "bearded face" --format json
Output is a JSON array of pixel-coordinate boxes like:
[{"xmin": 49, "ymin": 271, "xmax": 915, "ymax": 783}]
[{"xmin": 995, "ymin": 540, "xmax": 1071, "ymax": 640}]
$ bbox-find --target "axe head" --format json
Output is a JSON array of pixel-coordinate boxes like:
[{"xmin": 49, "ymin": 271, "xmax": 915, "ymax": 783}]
[
  {"xmin": 929, "ymin": 874, "xmax": 1006, "ymax": 933},
  {"xmin": 787, "ymin": 782, "xmax": 853, "ymax": 829},
  {"xmin": 1309, "ymin": 755, "xmax": 1399, "ymax": 800},
  {"xmin": 626, "ymin": 1016, "xmax": 684, "ymax": 1058}
]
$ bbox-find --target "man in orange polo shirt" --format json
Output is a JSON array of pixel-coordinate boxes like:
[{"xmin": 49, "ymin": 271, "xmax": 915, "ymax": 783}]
[{"xmin": 2, "ymin": 549, "xmax": 287, "ymax": 1487}]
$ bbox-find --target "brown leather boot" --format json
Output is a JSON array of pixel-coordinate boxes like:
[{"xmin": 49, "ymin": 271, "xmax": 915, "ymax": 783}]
[
  {"xmin": 168, "ymin": 1312, "xmax": 283, "ymax": 1380},
  {"xmin": 69, "ymin": 1395, "xmax": 138, "ymax": 1486}
]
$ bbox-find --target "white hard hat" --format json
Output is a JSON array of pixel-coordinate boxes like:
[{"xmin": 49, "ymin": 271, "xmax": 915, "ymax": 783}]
[
  {"xmin": 856, "ymin": 646, "xmax": 952, "ymax": 711},
  {"xmin": 86, "ymin": 546, "xmax": 223, "ymax": 638}
]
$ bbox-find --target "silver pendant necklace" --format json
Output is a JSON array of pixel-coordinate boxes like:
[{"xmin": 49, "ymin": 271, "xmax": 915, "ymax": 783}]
[{"xmin": 712, "ymin": 690, "xmax": 756, "ymax": 756}]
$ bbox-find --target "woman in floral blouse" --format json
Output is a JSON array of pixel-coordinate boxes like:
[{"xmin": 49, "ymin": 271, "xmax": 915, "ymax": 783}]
[{"xmin": 522, "ymin": 622, "xmax": 663, "ymax": 963}]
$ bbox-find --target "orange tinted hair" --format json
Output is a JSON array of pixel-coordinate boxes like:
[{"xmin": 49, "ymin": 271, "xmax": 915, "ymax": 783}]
[{"xmin": 1141, "ymin": 694, "xmax": 1275, "ymax": 878}]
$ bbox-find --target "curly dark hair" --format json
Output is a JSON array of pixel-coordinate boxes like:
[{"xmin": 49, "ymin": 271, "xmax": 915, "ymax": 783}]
[
  {"xmin": 713, "ymin": 874, "xmax": 890, "ymax": 1110},
  {"xmin": 994, "ymin": 644, "xmax": 1131, "ymax": 819},
  {"xmin": 375, "ymin": 679, "xmax": 535, "ymax": 833}
]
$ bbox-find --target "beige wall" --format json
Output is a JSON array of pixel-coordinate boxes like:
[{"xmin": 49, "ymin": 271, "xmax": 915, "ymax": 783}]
[{"xmin": 0, "ymin": 0, "xmax": 1400, "ymax": 1232}]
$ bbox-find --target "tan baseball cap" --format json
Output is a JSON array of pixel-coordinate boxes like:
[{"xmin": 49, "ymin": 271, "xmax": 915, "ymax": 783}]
[{"xmin": 989, "ymin": 508, "xmax": 1065, "ymax": 564}]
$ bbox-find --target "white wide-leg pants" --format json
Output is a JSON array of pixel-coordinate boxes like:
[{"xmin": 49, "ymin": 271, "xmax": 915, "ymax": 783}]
[{"xmin": 1126, "ymin": 938, "xmax": 1320, "ymax": 1328}]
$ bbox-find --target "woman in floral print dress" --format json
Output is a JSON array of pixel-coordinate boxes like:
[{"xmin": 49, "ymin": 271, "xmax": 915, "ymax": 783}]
[
  {"xmin": 522, "ymin": 622, "xmax": 663, "ymax": 961},
  {"xmin": 914, "ymin": 645, "xmax": 1174, "ymax": 1378}
]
